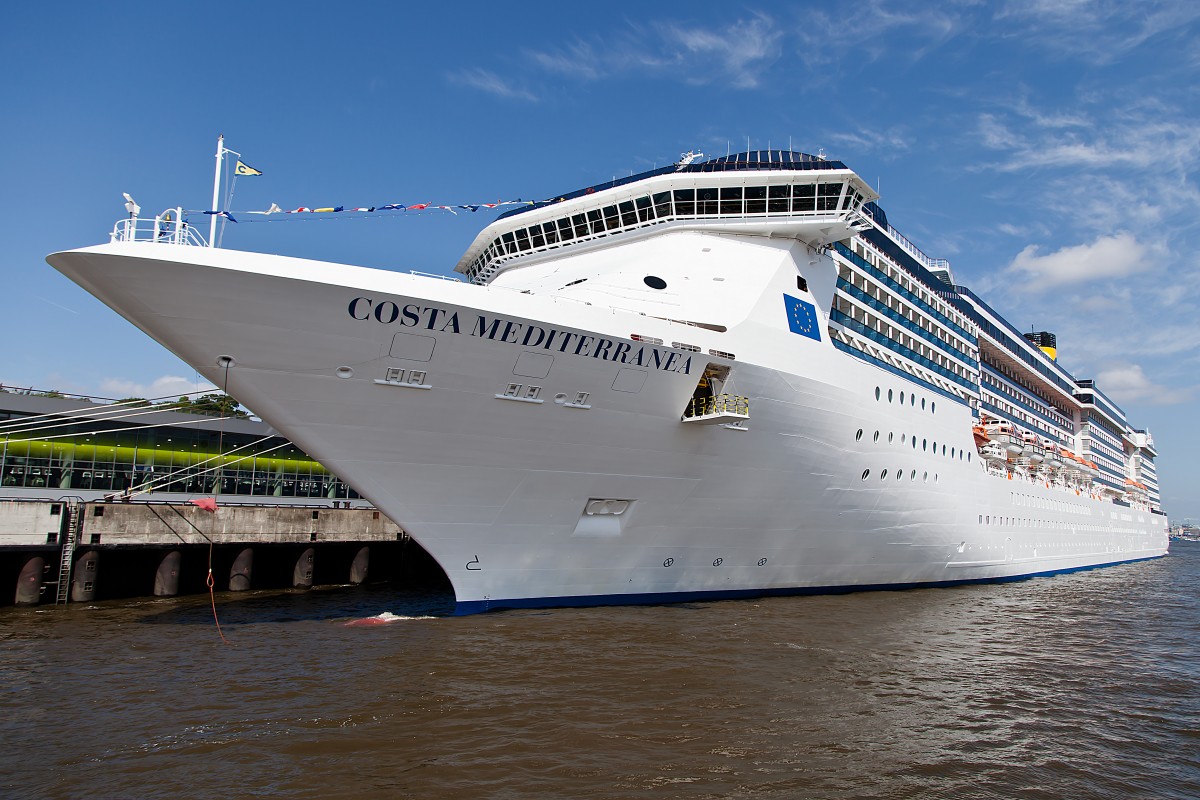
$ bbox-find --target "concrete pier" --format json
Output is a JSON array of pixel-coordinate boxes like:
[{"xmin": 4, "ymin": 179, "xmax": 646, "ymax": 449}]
[{"xmin": 0, "ymin": 499, "xmax": 443, "ymax": 606}]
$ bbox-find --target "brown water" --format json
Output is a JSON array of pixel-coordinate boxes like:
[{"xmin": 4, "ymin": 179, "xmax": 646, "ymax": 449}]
[{"xmin": 3, "ymin": 544, "xmax": 1198, "ymax": 799}]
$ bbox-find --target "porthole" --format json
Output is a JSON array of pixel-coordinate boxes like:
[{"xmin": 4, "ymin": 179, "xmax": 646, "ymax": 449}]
[
  {"xmin": 951, "ymin": 447, "xmax": 956, "ymax": 459},
  {"xmin": 888, "ymin": 389, "xmax": 894, "ymax": 402},
  {"xmin": 911, "ymin": 394, "xmax": 916, "ymax": 406},
  {"xmin": 896, "ymin": 470, "xmax": 903, "ymax": 481},
  {"xmin": 855, "ymin": 429, "xmax": 863, "ymax": 441},
  {"xmin": 910, "ymin": 469, "xmax": 916, "ymax": 481},
  {"xmin": 921, "ymin": 397, "xmax": 926, "ymax": 410},
  {"xmin": 900, "ymin": 391, "xmax": 905, "ymax": 404},
  {"xmin": 881, "ymin": 469, "xmax": 889, "ymax": 480},
  {"xmin": 932, "ymin": 441, "xmax": 937, "ymax": 453},
  {"xmin": 873, "ymin": 431, "xmax": 880, "ymax": 442},
  {"xmin": 923, "ymin": 471, "xmax": 929, "ymax": 482},
  {"xmin": 911, "ymin": 437, "xmax": 917, "ymax": 449},
  {"xmin": 942, "ymin": 445, "xmax": 947, "ymax": 456},
  {"xmin": 931, "ymin": 402, "xmax": 936, "ymax": 414},
  {"xmin": 901, "ymin": 434, "xmax": 907, "ymax": 444},
  {"xmin": 862, "ymin": 469, "xmax": 871, "ymax": 480},
  {"xmin": 643, "ymin": 275, "xmax": 667, "ymax": 290},
  {"xmin": 968, "ymin": 452, "xmax": 972, "ymax": 463},
  {"xmin": 935, "ymin": 474, "xmax": 939, "ymax": 483},
  {"xmin": 875, "ymin": 387, "xmax": 881, "ymax": 401},
  {"xmin": 922, "ymin": 439, "xmax": 927, "ymax": 451},
  {"xmin": 888, "ymin": 432, "xmax": 894, "ymax": 443}
]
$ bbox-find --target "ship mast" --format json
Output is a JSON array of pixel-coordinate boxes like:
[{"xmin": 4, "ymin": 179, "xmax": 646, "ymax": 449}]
[{"xmin": 209, "ymin": 134, "xmax": 224, "ymax": 248}]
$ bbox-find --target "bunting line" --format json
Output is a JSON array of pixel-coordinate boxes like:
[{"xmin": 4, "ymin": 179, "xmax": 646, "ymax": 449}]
[{"xmin": 195, "ymin": 198, "xmax": 535, "ymax": 217}]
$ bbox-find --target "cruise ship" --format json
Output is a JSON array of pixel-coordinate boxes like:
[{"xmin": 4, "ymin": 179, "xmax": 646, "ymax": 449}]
[{"xmin": 47, "ymin": 150, "xmax": 1168, "ymax": 613}]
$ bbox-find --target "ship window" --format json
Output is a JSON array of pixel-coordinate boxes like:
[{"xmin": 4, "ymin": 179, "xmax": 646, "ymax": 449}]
[
  {"xmin": 636, "ymin": 195, "xmax": 654, "ymax": 222},
  {"xmin": 875, "ymin": 387, "xmax": 881, "ymax": 401},
  {"xmin": 881, "ymin": 469, "xmax": 889, "ymax": 480},
  {"xmin": 619, "ymin": 201, "xmax": 638, "ymax": 226},
  {"xmin": 587, "ymin": 209, "xmax": 605, "ymax": 233},
  {"xmin": 557, "ymin": 218, "xmax": 574, "ymax": 241},
  {"xmin": 768, "ymin": 185, "xmax": 790, "ymax": 213},
  {"xmin": 900, "ymin": 391, "xmax": 905, "ymax": 404},
  {"xmin": 543, "ymin": 222, "xmax": 559, "ymax": 245},
  {"xmin": 862, "ymin": 469, "xmax": 870, "ymax": 480},
  {"xmin": 572, "ymin": 214, "xmax": 588, "ymax": 237},
  {"xmin": 673, "ymin": 189, "xmax": 695, "ymax": 215},
  {"xmin": 793, "ymin": 184, "xmax": 815, "ymax": 212},
  {"xmin": 644, "ymin": 276, "xmax": 667, "ymax": 290},
  {"xmin": 923, "ymin": 439, "xmax": 928, "ymax": 451},
  {"xmin": 603, "ymin": 205, "xmax": 620, "ymax": 228},
  {"xmin": 888, "ymin": 432, "xmax": 894, "ymax": 443},
  {"xmin": 855, "ymin": 429, "xmax": 863, "ymax": 441},
  {"xmin": 797, "ymin": 276, "xmax": 808, "ymax": 292},
  {"xmin": 530, "ymin": 225, "xmax": 546, "ymax": 248},
  {"xmin": 888, "ymin": 389, "xmax": 894, "ymax": 402},
  {"xmin": 745, "ymin": 186, "xmax": 767, "ymax": 214},
  {"xmin": 719, "ymin": 186, "xmax": 742, "ymax": 215},
  {"xmin": 931, "ymin": 402, "xmax": 936, "ymax": 414},
  {"xmin": 698, "ymin": 188, "xmax": 719, "ymax": 215},
  {"xmin": 911, "ymin": 470, "xmax": 917, "ymax": 481}
]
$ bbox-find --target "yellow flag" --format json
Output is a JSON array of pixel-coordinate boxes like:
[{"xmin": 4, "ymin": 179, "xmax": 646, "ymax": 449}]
[{"xmin": 235, "ymin": 160, "xmax": 263, "ymax": 176}]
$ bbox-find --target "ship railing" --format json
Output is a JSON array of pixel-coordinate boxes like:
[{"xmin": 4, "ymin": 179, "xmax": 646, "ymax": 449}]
[
  {"xmin": 681, "ymin": 394, "xmax": 750, "ymax": 425},
  {"xmin": 110, "ymin": 208, "xmax": 208, "ymax": 247},
  {"xmin": 409, "ymin": 270, "xmax": 461, "ymax": 282}
]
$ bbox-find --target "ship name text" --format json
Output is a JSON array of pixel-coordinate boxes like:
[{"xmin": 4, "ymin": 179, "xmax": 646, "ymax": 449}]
[{"xmin": 348, "ymin": 298, "xmax": 692, "ymax": 374}]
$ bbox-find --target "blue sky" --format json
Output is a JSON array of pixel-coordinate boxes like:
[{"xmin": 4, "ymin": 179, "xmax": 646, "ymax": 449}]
[{"xmin": 3, "ymin": 1, "xmax": 1198, "ymax": 520}]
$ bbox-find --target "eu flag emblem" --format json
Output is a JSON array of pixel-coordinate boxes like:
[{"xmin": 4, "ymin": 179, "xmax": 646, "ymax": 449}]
[{"xmin": 784, "ymin": 294, "xmax": 821, "ymax": 341}]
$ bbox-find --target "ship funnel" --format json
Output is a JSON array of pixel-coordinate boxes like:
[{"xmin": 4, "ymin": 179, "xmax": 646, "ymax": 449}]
[{"xmin": 1024, "ymin": 331, "xmax": 1057, "ymax": 361}]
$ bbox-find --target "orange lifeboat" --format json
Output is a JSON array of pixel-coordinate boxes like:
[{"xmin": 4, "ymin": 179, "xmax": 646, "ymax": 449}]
[{"xmin": 972, "ymin": 425, "xmax": 989, "ymax": 447}]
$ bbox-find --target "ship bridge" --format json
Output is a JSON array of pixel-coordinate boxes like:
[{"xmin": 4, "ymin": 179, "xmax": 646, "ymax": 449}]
[{"xmin": 455, "ymin": 151, "xmax": 879, "ymax": 285}]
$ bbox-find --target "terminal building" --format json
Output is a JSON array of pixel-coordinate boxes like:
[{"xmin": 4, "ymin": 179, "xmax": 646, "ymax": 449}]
[{"xmin": 0, "ymin": 389, "xmax": 364, "ymax": 502}]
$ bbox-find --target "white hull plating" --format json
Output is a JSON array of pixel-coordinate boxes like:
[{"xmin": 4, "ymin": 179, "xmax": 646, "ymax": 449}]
[{"xmin": 48, "ymin": 239, "xmax": 1168, "ymax": 612}]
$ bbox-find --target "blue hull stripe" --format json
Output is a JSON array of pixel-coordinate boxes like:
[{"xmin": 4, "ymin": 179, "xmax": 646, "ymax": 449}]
[{"xmin": 454, "ymin": 554, "xmax": 1166, "ymax": 615}]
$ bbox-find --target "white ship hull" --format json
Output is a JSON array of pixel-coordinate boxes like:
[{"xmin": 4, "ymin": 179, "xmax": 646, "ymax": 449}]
[{"xmin": 49, "ymin": 239, "xmax": 1168, "ymax": 612}]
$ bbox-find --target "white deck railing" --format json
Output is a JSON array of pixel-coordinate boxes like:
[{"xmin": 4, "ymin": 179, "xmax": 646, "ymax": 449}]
[{"xmin": 110, "ymin": 208, "xmax": 208, "ymax": 247}]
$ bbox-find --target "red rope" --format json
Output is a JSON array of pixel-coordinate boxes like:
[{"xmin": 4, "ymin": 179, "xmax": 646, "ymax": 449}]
[{"xmin": 207, "ymin": 543, "xmax": 229, "ymax": 645}]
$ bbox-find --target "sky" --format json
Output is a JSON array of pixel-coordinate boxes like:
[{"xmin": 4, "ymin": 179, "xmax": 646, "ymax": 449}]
[{"xmin": 2, "ymin": 1, "xmax": 1198, "ymax": 520}]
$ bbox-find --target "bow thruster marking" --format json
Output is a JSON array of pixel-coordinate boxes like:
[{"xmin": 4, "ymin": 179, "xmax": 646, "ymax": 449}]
[
  {"xmin": 466, "ymin": 555, "xmax": 481, "ymax": 570},
  {"xmin": 663, "ymin": 558, "xmax": 674, "ymax": 567}
]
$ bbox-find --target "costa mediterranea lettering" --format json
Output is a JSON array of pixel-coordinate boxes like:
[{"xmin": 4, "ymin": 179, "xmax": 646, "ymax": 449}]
[{"xmin": 347, "ymin": 297, "xmax": 691, "ymax": 374}]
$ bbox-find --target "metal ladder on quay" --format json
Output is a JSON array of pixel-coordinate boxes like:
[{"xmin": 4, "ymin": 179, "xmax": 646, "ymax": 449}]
[{"xmin": 55, "ymin": 499, "xmax": 83, "ymax": 605}]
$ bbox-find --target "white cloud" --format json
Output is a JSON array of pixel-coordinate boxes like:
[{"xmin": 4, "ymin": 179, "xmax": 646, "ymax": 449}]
[
  {"xmin": 1006, "ymin": 232, "xmax": 1148, "ymax": 289},
  {"xmin": 448, "ymin": 68, "xmax": 537, "ymax": 102},
  {"xmin": 1094, "ymin": 363, "xmax": 1193, "ymax": 405},
  {"xmin": 99, "ymin": 375, "xmax": 216, "ymax": 401},
  {"xmin": 521, "ymin": 13, "xmax": 782, "ymax": 90}
]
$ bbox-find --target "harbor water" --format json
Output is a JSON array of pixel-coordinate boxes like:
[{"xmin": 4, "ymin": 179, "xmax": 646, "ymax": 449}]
[{"xmin": 2, "ymin": 544, "xmax": 1198, "ymax": 799}]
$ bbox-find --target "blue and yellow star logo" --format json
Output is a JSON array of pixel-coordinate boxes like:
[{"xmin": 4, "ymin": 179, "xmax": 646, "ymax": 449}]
[{"xmin": 783, "ymin": 293, "xmax": 821, "ymax": 342}]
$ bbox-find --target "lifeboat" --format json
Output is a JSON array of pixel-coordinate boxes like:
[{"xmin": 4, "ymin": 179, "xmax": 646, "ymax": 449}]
[
  {"xmin": 1021, "ymin": 432, "xmax": 1045, "ymax": 463},
  {"xmin": 980, "ymin": 441, "xmax": 1008, "ymax": 462},
  {"xmin": 972, "ymin": 425, "xmax": 990, "ymax": 447},
  {"xmin": 1043, "ymin": 438, "xmax": 1062, "ymax": 466}
]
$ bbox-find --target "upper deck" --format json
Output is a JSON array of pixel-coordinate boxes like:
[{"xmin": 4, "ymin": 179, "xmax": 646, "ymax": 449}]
[{"xmin": 455, "ymin": 151, "xmax": 879, "ymax": 284}]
